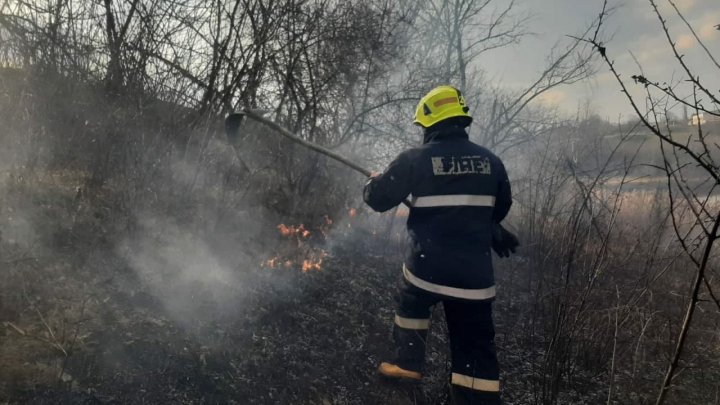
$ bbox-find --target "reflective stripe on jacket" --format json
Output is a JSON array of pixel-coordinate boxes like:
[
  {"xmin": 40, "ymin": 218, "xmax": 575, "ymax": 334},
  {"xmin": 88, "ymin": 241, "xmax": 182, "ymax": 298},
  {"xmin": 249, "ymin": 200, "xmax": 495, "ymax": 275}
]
[{"xmin": 363, "ymin": 126, "xmax": 512, "ymax": 298}]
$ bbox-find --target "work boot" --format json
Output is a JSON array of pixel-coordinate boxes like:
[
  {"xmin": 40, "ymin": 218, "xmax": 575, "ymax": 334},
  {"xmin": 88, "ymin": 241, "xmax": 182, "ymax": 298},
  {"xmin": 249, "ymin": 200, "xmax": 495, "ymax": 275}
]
[{"xmin": 378, "ymin": 362, "xmax": 422, "ymax": 380}]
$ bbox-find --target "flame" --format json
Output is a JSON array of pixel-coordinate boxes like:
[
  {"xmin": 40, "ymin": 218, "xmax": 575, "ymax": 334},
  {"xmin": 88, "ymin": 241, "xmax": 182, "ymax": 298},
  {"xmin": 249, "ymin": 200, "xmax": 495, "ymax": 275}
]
[
  {"xmin": 264, "ymin": 257, "xmax": 280, "ymax": 268},
  {"xmin": 348, "ymin": 208, "xmax": 357, "ymax": 218},
  {"xmin": 267, "ymin": 221, "xmax": 329, "ymax": 273},
  {"xmin": 263, "ymin": 252, "xmax": 326, "ymax": 272},
  {"xmin": 301, "ymin": 260, "xmax": 318, "ymax": 272},
  {"xmin": 301, "ymin": 250, "xmax": 327, "ymax": 272},
  {"xmin": 396, "ymin": 209, "xmax": 409, "ymax": 218},
  {"xmin": 277, "ymin": 223, "xmax": 311, "ymax": 238}
]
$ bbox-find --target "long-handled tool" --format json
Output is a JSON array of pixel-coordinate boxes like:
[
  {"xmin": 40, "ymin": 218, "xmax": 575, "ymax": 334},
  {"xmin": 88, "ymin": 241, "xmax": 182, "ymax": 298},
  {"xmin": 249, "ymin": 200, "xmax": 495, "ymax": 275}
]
[
  {"xmin": 224, "ymin": 110, "xmax": 519, "ymax": 255},
  {"xmin": 225, "ymin": 110, "xmax": 409, "ymax": 204},
  {"xmin": 225, "ymin": 110, "xmax": 372, "ymax": 177}
]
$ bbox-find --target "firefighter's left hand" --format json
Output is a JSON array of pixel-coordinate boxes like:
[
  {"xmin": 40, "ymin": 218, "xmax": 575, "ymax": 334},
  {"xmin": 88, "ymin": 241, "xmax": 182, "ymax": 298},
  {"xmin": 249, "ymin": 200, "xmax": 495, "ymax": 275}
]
[{"xmin": 492, "ymin": 223, "xmax": 519, "ymax": 258}]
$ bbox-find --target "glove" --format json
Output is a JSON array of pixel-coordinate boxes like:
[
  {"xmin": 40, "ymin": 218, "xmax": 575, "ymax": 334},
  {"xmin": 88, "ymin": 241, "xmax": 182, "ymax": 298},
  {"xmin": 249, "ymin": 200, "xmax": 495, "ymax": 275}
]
[{"xmin": 492, "ymin": 223, "xmax": 519, "ymax": 258}]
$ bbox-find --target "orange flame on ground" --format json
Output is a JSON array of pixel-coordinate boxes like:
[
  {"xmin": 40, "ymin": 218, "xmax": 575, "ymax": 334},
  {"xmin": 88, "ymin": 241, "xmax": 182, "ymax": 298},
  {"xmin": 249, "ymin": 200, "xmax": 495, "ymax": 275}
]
[
  {"xmin": 348, "ymin": 208, "xmax": 357, "ymax": 218},
  {"xmin": 263, "ymin": 252, "xmax": 326, "ymax": 272},
  {"xmin": 265, "ymin": 221, "xmax": 332, "ymax": 272},
  {"xmin": 278, "ymin": 223, "xmax": 311, "ymax": 238},
  {"xmin": 301, "ymin": 250, "xmax": 328, "ymax": 272},
  {"xmin": 264, "ymin": 257, "xmax": 280, "ymax": 268},
  {"xmin": 278, "ymin": 224, "xmax": 291, "ymax": 236}
]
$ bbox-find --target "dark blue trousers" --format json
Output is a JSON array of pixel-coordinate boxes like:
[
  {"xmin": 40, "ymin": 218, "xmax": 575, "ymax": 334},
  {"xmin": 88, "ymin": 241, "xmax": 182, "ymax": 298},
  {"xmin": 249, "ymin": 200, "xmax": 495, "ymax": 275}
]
[{"xmin": 392, "ymin": 281, "xmax": 501, "ymax": 405}]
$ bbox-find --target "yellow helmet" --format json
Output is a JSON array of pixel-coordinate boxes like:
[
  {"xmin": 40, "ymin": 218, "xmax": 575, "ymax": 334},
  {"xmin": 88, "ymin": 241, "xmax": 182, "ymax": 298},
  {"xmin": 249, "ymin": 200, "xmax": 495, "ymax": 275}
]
[{"xmin": 413, "ymin": 85, "xmax": 472, "ymax": 128}]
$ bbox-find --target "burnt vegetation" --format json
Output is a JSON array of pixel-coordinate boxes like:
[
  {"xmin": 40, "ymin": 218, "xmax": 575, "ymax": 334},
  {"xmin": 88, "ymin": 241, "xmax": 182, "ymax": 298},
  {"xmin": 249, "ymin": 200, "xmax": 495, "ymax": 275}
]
[{"xmin": 0, "ymin": 0, "xmax": 719, "ymax": 404}]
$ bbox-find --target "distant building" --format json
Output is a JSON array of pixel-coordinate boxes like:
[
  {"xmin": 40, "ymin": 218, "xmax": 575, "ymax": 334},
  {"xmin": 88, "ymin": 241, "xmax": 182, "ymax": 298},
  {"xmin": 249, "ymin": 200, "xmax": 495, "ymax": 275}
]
[
  {"xmin": 690, "ymin": 113, "xmax": 706, "ymax": 126},
  {"xmin": 689, "ymin": 112, "xmax": 720, "ymax": 126}
]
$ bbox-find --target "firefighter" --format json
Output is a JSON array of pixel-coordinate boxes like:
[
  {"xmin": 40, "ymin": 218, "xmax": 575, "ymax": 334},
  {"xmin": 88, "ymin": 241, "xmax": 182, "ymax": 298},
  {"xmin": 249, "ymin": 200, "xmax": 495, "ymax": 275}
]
[{"xmin": 363, "ymin": 85, "xmax": 516, "ymax": 405}]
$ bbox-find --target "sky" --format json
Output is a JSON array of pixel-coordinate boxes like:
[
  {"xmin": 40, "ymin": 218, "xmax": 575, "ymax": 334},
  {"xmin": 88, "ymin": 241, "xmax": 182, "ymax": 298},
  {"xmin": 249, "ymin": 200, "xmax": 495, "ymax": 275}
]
[{"xmin": 481, "ymin": 0, "xmax": 720, "ymax": 121}]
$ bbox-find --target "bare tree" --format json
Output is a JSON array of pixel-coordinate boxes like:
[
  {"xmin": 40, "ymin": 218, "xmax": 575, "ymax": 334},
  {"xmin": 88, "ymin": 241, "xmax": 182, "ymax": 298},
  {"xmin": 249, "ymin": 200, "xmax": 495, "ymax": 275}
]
[{"xmin": 582, "ymin": 1, "xmax": 720, "ymax": 403}]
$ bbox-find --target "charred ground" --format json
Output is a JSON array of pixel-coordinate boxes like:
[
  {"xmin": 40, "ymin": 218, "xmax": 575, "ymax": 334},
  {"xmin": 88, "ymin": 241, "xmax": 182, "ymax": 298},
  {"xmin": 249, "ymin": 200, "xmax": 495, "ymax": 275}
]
[{"xmin": 0, "ymin": 170, "xmax": 546, "ymax": 405}]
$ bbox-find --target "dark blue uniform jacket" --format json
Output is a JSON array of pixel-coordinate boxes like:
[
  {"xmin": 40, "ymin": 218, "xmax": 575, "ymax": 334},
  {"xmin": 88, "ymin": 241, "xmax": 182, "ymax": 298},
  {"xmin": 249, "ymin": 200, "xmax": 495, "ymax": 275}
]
[{"xmin": 363, "ymin": 126, "xmax": 511, "ymax": 299}]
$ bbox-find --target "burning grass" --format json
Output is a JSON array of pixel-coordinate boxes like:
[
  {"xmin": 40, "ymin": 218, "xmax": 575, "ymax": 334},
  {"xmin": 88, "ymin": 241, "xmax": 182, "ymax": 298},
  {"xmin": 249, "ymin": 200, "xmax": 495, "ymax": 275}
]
[
  {"xmin": 261, "ymin": 209, "xmax": 367, "ymax": 273},
  {"xmin": 262, "ymin": 222, "xmax": 328, "ymax": 272}
]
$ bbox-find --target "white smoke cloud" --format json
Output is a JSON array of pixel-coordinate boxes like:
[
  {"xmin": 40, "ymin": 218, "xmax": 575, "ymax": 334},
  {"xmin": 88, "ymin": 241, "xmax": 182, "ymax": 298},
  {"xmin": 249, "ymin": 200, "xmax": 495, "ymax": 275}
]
[{"xmin": 117, "ymin": 214, "xmax": 248, "ymax": 328}]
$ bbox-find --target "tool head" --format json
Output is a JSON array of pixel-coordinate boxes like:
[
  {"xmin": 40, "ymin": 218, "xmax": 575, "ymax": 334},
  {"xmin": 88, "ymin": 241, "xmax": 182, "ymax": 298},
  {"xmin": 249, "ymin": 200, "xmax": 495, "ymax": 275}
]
[{"xmin": 224, "ymin": 112, "xmax": 246, "ymax": 143}]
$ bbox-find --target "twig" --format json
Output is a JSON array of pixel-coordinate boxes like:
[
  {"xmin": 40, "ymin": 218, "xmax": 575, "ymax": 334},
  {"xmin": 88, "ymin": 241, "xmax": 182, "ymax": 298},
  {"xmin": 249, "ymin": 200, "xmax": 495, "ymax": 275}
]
[
  {"xmin": 4, "ymin": 320, "xmax": 67, "ymax": 356},
  {"xmin": 648, "ymin": 0, "xmax": 720, "ymax": 107},
  {"xmin": 656, "ymin": 210, "xmax": 720, "ymax": 405},
  {"xmin": 606, "ymin": 286, "xmax": 620, "ymax": 405},
  {"xmin": 58, "ymin": 297, "xmax": 89, "ymax": 385},
  {"xmin": 4, "ymin": 321, "xmax": 26, "ymax": 336}
]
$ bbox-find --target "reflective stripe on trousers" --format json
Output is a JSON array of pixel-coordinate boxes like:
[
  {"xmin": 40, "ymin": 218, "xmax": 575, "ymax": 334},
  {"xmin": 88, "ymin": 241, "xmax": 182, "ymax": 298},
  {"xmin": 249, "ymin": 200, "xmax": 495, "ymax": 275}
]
[
  {"xmin": 451, "ymin": 372, "xmax": 500, "ymax": 392},
  {"xmin": 394, "ymin": 315, "xmax": 430, "ymax": 330}
]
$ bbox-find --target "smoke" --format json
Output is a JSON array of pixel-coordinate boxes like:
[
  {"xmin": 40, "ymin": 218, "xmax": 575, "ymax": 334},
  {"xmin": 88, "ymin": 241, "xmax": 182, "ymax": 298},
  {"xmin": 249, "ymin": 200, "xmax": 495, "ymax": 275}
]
[{"xmin": 117, "ymin": 214, "xmax": 250, "ymax": 330}]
